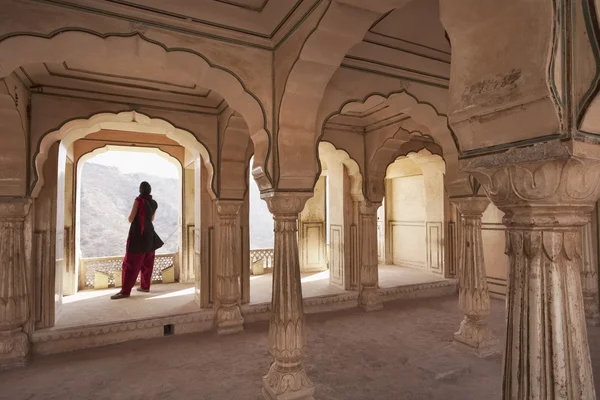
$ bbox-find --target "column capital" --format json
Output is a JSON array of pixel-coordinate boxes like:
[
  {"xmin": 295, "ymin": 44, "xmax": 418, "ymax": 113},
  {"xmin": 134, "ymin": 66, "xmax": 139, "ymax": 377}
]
[
  {"xmin": 0, "ymin": 197, "xmax": 31, "ymax": 220},
  {"xmin": 462, "ymin": 142, "xmax": 600, "ymax": 225},
  {"xmin": 359, "ymin": 200, "xmax": 381, "ymax": 215},
  {"xmin": 450, "ymin": 195, "xmax": 490, "ymax": 217},
  {"xmin": 214, "ymin": 199, "xmax": 243, "ymax": 217},
  {"xmin": 261, "ymin": 191, "xmax": 312, "ymax": 215}
]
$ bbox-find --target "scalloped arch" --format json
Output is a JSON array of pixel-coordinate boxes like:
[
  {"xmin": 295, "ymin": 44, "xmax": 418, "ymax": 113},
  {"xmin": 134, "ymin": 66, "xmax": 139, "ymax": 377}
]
[
  {"xmin": 318, "ymin": 141, "xmax": 364, "ymax": 201},
  {"xmin": 0, "ymin": 30, "xmax": 272, "ymax": 189},
  {"xmin": 32, "ymin": 111, "xmax": 215, "ymax": 199}
]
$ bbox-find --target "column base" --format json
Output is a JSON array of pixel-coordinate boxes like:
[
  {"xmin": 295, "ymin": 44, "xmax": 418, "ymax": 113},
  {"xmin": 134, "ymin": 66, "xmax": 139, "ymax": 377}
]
[
  {"xmin": 262, "ymin": 361, "xmax": 315, "ymax": 400},
  {"xmin": 0, "ymin": 329, "xmax": 29, "ymax": 370},
  {"xmin": 215, "ymin": 304, "xmax": 244, "ymax": 335},
  {"xmin": 359, "ymin": 287, "xmax": 383, "ymax": 312},
  {"xmin": 453, "ymin": 316, "xmax": 499, "ymax": 358}
]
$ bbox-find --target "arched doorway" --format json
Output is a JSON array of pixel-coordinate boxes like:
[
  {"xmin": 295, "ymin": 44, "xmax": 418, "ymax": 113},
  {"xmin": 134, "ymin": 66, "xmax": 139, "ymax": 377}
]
[{"xmin": 32, "ymin": 111, "xmax": 214, "ymax": 329}]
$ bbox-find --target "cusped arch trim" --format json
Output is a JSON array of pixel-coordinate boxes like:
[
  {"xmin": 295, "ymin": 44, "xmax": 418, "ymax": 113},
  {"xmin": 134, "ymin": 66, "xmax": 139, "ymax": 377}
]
[
  {"xmin": 32, "ymin": 111, "xmax": 216, "ymax": 199},
  {"xmin": 318, "ymin": 141, "xmax": 364, "ymax": 201},
  {"xmin": 319, "ymin": 89, "xmax": 460, "ymax": 153},
  {"xmin": 369, "ymin": 127, "xmax": 442, "ymax": 176},
  {"xmin": 0, "ymin": 29, "xmax": 273, "ymax": 189},
  {"xmin": 366, "ymin": 137, "xmax": 444, "ymax": 202}
]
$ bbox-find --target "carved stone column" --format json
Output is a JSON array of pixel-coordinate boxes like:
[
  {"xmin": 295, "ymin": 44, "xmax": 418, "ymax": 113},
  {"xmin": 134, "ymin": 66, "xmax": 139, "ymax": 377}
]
[
  {"xmin": 465, "ymin": 150, "xmax": 599, "ymax": 400},
  {"xmin": 0, "ymin": 198, "xmax": 31, "ymax": 369},
  {"xmin": 214, "ymin": 200, "xmax": 244, "ymax": 335},
  {"xmin": 359, "ymin": 201, "xmax": 382, "ymax": 311},
  {"xmin": 582, "ymin": 219, "xmax": 600, "ymax": 325},
  {"xmin": 262, "ymin": 192, "xmax": 315, "ymax": 400},
  {"xmin": 451, "ymin": 196, "xmax": 498, "ymax": 357}
]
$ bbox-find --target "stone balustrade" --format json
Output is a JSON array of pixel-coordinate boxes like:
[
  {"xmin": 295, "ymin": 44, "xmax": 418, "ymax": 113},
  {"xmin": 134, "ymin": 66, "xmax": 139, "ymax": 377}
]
[{"xmin": 81, "ymin": 253, "xmax": 176, "ymax": 287}]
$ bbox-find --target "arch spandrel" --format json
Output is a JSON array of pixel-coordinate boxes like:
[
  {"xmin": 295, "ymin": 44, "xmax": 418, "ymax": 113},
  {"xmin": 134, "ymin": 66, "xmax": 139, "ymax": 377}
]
[
  {"xmin": 276, "ymin": 0, "xmax": 412, "ymax": 191},
  {"xmin": 219, "ymin": 109, "xmax": 253, "ymax": 200},
  {"xmin": 0, "ymin": 31, "xmax": 273, "ymax": 191}
]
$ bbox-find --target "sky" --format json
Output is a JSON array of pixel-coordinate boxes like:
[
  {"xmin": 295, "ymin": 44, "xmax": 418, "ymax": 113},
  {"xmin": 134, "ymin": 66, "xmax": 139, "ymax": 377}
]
[{"xmin": 87, "ymin": 151, "xmax": 179, "ymax": 178}]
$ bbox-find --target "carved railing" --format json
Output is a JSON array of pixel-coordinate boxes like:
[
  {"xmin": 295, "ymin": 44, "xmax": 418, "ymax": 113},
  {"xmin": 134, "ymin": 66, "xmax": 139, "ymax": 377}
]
[
  {"xmin": 250, "ymin": 248, "xmax": 274, "ymax": 272},
  {"xmin": 81, "ymin": 253, "xmax": 176, "ymax": 287}
]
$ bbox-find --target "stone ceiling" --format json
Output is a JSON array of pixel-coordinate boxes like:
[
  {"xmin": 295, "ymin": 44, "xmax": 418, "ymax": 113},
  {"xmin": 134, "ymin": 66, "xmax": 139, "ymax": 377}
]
[{"xmin": 17, "ymin": 0, "xmax": 450, "ymax": 115}]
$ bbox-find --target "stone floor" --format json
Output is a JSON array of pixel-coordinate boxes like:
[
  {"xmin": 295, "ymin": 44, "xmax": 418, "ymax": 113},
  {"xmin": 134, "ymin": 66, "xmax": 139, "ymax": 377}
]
[
  {"xmin": 55, "ymin": 265, "xmax": 445, "ymax": 328},
  {"xmin": 5, "ymin": 295, "xmax": 600, "ymax": 400}
]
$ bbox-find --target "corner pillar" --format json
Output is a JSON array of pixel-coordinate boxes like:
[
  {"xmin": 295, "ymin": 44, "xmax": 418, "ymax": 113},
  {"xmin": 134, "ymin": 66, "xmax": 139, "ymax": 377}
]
[
  {"xmin": 214, "ymin": 200, "xmax": 244, "ymax": 335},
  {"xmin": 451, "ymin": 196, "xmax": 498, "ymax": 357},
  {"xmin": 262, "ymin": 192, "xmax": 315, "ymax": 400},
  {"xmin": 359, "ymin": 201, "xmax": 382, "ymax": 311},
  {"xmin": 466, "ymin": 151, "xmax": 597, "ymax": 399},
  {"xmin": 0, "ymin": 197, "xmax": 31, "ymax": 369}
]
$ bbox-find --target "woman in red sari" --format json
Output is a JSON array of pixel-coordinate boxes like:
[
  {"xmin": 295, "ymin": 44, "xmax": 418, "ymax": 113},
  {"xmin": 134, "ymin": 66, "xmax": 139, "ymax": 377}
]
[{"xmin": 111, "ymin": 181, "xmax": 163, "ymax": 299}]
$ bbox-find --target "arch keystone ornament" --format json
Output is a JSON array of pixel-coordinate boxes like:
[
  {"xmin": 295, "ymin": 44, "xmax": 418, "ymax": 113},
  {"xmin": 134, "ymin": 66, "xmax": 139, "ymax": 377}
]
[
  {"xmin": 462, "ymin": 141, "xmax": 600, "ymax": 399},
  {"xmin": 450, "ymin": 196, "xmax": 498, "ymax": 358},
  {"xmin": 261, "ymin": 192, "xmax": 315, "ymax": 400},
  {"xmin": 0, "ymin": 197, "xmax": 31, "ymax": 370},
  {"xmin": 214, "ymin": 200, "xmax": 244, "ymax": 335}
]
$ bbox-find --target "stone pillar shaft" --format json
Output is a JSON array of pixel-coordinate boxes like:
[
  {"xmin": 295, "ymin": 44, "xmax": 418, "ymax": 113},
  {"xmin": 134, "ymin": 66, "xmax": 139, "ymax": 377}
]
[
  {"xmin": 262, "ymin": 192, "xmax": 314, "ymax": 400},
  {"xmin": 581, "ymin": 219, "xmax": 600, "ymax": 324},
  {"xmin": 359, "ymin": 201, "xmax": 382, "ymax": 311},
  {"xmin": 452, "ymin": 196, "xmax": 498, "ymax": 357},
  {"xmin": 0, "ymin": 197, "xmax": 31, "ymax": 370},
  {"xmin": 214, "ymin": 200, "xmax": 244, "ymax": 335},
  {"xmin": 466, "ymin": 153, "xmax": 598, "ymax": 400}
]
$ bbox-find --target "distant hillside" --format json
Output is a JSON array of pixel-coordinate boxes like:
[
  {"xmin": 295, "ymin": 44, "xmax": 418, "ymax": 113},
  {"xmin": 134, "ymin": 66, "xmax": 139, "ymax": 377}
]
[
  {"xmin": 80, "ymin": 163, "xmax": 275, "ymax": 258},
  {"xmin": 80, "ymin": 163, "xmax": 179, "ymax": 258}
]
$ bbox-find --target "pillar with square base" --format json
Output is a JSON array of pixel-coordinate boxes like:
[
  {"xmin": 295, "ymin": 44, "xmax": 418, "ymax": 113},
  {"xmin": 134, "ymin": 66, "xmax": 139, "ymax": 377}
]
[
  {"xmin": 451, "ymin": 196, "xmax": 498, "ymax": 358},
  {"xmin": 214, "ymin": 200, "xmax": 244, "ymax": 335},
  {"xmin": 465, "ymin": 145, "xmax": 598, "ymax": 399},
  {"xmin": 262, "ymin": 192, "xmax": 315, "ymax": 400},
  {"xmin": 358, "ymin": 201, "xmax": 383, "ymax": 312},
  {"xmin": 0, "ymin": 198, "xmax": 31, "ymax": 370}
]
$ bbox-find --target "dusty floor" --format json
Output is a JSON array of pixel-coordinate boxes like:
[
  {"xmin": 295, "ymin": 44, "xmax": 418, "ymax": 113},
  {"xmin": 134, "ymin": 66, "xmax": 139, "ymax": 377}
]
[
  {"xmin": 55, "ymin": 265, "xmax": 445, "ymax": 328},
  {"xmin": 5, "ymin": 295, "xmax": 598, "ymax": 400}
]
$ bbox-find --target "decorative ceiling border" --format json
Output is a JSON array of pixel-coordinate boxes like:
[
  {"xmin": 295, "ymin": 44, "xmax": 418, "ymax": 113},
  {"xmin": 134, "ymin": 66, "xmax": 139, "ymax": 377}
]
[
  {"xmin": 32, "ymin": 84, "xmax": 222, "ymax": 110},
  {"xmin": 40, "ymin": 63, "xmax": 212, "ymax": 99},
  {"xmin": 31, "ymin": 90, "xmax": 226, "ymax": 115},
  {"xmin": 38, "ymin": 0, "xmax": 306, "ymax": 42},
  {"xmin": 62, "ymin": 61, "xmax": 200, "ymax": 91}
]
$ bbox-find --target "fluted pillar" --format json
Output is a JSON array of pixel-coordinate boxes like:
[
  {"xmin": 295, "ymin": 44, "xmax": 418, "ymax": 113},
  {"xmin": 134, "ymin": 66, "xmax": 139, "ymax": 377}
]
[
  {"xmin": 359, "ymin": 201, "xmax": 382, "ymax": 311},
  {"xmin": 0, "ymin": 198, "xmax": 31, "ymax": 369},
  {"xmin": 466, "ymin": 152, "xmax": 598, "ymax": 400},
  {"xmin": 262, "ymin": 192, "xmax": 314, "ymax": 400},
  {"xmin": 451, "ymin": 196, "xmax": 498, "ymax": 357},
  {"xmin": 214, "ymin": 200, "xmax": 244, "ymax": 335},
  {"xmin": 581, "ymin": 219, "xmax": 600, "ymax": 325}
]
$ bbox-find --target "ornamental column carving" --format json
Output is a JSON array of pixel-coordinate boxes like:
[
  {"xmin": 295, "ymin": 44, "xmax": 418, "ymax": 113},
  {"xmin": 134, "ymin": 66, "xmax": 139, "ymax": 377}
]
[
  {"xmin": 465, "ymin": 151, "xmax": 599, "ymax": 400},
  {"xmin": 0, "ymin": 197, "xmax": 31, "ymax": 369},
  {"xmin": 582, "ymin": 219, "xmax": 600, "ymax": 324},
  {"xmin": 451, "ymin": 196, "xmax": 498, "ymax": 357},
  {"xmin": 214, "ymin": 200, "xmax": 244, "ymax": 335},
  {"xmin": 261, "ymin": 192, "xmax": 314, "ymax": 400},
  {"xmin": 359, "ymin": 201, "xmax": 382, "ymax": 311}
]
